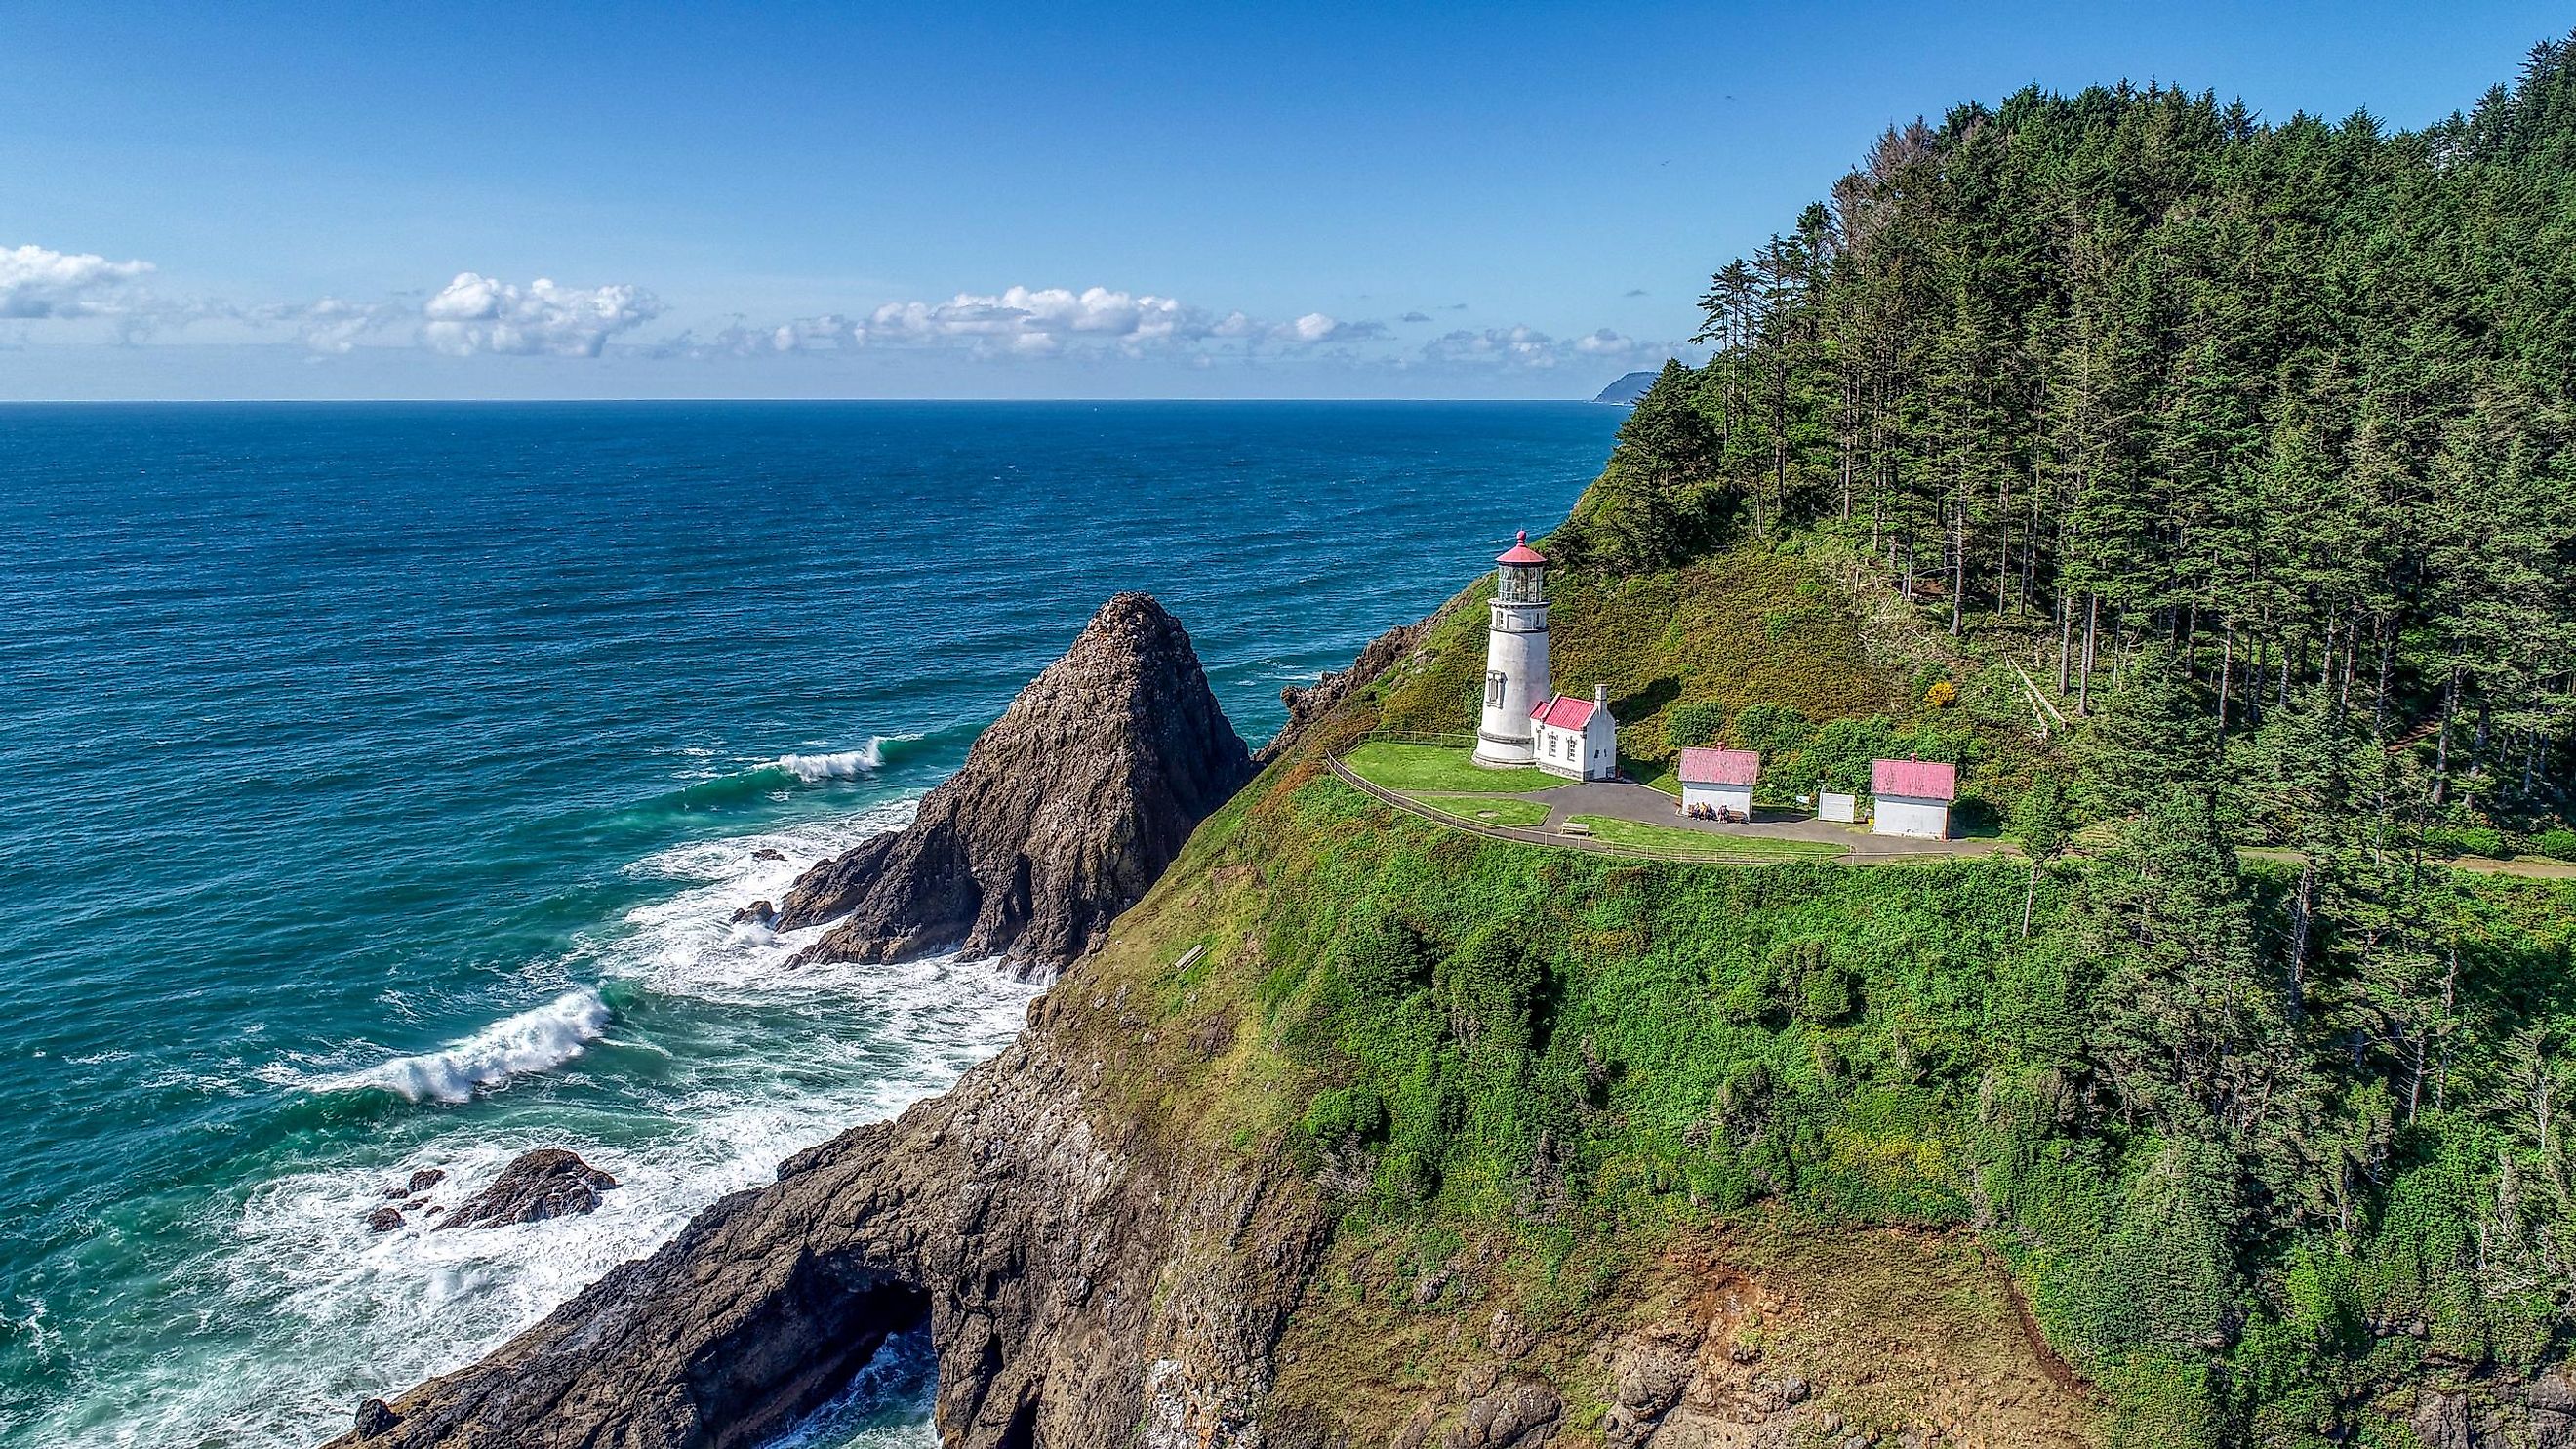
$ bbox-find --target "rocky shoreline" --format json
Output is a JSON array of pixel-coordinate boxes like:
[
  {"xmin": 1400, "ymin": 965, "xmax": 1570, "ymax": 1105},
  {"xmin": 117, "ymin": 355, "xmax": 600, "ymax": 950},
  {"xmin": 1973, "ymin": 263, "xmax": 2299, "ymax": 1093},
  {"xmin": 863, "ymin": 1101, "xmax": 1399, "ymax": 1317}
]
[
  {"xmin": 329, "ymin": 590, "xmax": 1307, "ymax": 1448},
  {"xmin": 326, "ymin": 1022, "xmax": 1332, "ymax": 1449}
]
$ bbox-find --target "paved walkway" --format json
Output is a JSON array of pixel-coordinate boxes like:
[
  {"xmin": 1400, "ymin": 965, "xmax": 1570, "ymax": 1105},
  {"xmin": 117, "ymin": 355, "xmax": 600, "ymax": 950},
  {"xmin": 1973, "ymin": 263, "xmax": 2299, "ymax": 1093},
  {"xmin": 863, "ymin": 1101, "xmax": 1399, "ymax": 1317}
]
[
  {"xmin": 1328, "ymin": 757, "xmax": 2007, "ymax": 865},
  {"xmin": 1520, "ymin": 779, "xmax": 2005, "ymax": 860}
]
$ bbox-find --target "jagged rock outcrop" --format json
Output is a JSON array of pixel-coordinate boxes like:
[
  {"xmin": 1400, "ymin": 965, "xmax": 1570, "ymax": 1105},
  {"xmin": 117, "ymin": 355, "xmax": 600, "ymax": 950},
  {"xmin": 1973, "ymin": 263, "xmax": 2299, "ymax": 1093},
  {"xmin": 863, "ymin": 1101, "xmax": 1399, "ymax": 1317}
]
[
  {"xmin": 401, "ymin": 1168, "xmax": 445, "ymax": 1195},
  {"xmin": 321, "ymin": 1023, "xmax": 1332, "ymax": 1449},
  {"xmin": 1258, "ymin": 620, "xmax": 1428, "ymax": 765},
  {"xmin": 2408, "ymin": 1371, "xmax": 2576, "ymax": 1449},
  {"xmin": 435, "ymin": 1149, "xmax": 618, "ymax": 1231},
  {"xmin": 777, "ymin": 593, "xmax": 1251, "ymax": 974}
]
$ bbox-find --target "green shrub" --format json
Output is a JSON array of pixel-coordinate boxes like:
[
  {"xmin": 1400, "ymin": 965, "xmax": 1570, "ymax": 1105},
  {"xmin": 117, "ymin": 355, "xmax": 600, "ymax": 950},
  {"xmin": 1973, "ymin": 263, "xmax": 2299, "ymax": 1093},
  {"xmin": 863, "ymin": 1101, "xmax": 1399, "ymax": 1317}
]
[
  {"xmin": 1798, "ymin": 715, "xmax": 1895, "ymax": 794},
  {"xmin": 1734, "ymin": 703, "xmax": 1812, "ymax": 757},
  {"xmin": 2534, "ymin": 828, "xmax": 2576, "ymax": 862},
  {"xmin": 2426, "ymin": 825, "xmax": 2507, "ymax": 859},
  {"xmin": 1302, "ymin": 1085, "xmax": 1389, "ymax": 1147},
  {"xmin": 1667, "ymin": 701, "xmax": 1731, "ymax": 749}
]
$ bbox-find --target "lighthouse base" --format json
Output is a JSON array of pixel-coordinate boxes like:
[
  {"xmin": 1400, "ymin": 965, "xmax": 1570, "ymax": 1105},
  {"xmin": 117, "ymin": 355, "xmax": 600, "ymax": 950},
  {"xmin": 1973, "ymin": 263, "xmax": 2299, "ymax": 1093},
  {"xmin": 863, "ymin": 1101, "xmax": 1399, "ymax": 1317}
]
[{"xmin": 1472, "ymin": 730, "xmax": 1536, "ymax": 768}]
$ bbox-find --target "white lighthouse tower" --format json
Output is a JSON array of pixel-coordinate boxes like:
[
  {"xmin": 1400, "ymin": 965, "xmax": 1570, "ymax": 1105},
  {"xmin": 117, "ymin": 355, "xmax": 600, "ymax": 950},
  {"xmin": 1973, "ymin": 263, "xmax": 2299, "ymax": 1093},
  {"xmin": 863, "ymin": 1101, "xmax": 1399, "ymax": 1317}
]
[{"xmin": 1474, "ymin": 531, "xmax": 1552, "ymax": 767}]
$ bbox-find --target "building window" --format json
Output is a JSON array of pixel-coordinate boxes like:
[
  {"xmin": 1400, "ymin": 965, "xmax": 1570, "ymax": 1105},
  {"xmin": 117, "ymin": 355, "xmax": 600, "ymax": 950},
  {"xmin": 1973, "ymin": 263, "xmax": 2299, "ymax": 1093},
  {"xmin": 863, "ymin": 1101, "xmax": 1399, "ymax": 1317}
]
[{"xmin": 1485, "ymin": 670, "xmax": 1505, "ymax": 707}]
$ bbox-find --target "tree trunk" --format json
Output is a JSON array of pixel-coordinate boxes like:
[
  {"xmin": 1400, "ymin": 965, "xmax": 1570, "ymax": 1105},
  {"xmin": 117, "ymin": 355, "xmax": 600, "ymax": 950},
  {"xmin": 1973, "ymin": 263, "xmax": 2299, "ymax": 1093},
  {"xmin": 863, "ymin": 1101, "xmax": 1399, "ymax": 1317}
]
[
  {"xmin": 2249, "ymin": 625, "xmax": 2267, "ymax": 728},
  {"xmin": 1950, "ymin": 496, "xmax": 1965, "ymax": 636},
  {"xmin": 2287, "ymin": 862, "xmax": 2314, "ymax": 1023},
  {"xmin": 2057, "ymin": 591, "xmax": 2073, "ymax": 695},
  {"xmin": 2372, "ymin": 623, "xmax": 2394, "ymax": 739},
  {"xmin": 2218, "ymin": 624, "xmax": 2234, "ymax": 734},
  {"xmin": 2435, "ymin": 664, "xmax": 2461, "ymax": 805},
  {"xmin": 2077, "ymin": 593, "xmax": 2099, "ymax": 715}
]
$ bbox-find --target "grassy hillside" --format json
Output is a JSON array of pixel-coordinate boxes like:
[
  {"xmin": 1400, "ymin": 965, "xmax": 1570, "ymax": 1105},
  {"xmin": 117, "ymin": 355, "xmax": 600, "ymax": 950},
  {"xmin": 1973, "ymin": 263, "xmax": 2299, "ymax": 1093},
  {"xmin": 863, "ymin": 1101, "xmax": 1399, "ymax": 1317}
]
[
  {"xmin": 1359, "ymin": 536, "xmax": 2050, "ymax": 816},
  {"xmin": 1067, "ymin": 744, "xmax": 2576, "ymax": 1447},
  {"xmin": 1371, "ymin": 542, "xmax": 1904, "ymax": 747}
]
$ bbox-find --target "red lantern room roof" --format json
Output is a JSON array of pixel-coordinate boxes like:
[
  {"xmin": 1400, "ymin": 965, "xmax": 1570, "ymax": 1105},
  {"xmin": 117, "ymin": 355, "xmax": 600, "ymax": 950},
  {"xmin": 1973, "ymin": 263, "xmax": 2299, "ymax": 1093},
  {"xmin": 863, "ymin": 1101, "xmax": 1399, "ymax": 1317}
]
[{"xmin": 1496, "ymin": 530, "xmax": 1548, "ymax": 566}]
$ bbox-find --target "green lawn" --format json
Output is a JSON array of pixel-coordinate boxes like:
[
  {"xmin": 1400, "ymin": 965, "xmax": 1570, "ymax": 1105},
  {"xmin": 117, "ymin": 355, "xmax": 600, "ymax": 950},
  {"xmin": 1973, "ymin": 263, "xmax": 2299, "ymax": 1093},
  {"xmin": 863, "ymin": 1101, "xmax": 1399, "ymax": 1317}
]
[
  {"xmin": 1345, "ymin": 741, "xmax": 1551, "ymax": 794},
  {"xmin": 1565, "ymin": 814, "xmax": 1848, "ymax": 861},
  {"xmin": 1413, "ymin": 795, "xmax": 1551, "ymax": 827},
  {"xmin": 1627, "ymin": 754, "xmax": 1682, "ymax": 796}
]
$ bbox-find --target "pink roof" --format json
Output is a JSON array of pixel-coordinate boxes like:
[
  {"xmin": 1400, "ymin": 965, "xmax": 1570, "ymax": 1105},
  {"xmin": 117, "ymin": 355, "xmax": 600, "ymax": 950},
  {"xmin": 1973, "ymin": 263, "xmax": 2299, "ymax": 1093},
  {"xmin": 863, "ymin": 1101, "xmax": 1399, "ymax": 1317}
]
[
  {"xmin": 1678, "ymin": 747, "xmax": 1759, "ymax": 786},
  {"xmin": 1496, "ymin": 530, "xmax": 1548, "ymax": 566},
  {"xmin": 1530, "ymin": 694, "xmax": 1596, "ymax": 730},
  {"xmin": 1872, "ymin": 757, "xmax": 1957, "ymax": 801}
]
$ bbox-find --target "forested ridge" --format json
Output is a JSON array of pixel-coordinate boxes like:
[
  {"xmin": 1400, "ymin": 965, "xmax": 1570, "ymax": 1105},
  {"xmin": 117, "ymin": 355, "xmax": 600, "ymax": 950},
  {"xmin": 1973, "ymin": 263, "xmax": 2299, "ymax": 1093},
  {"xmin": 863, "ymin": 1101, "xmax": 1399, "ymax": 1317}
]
[
  {"xmin": 1574, "ymin": 33, "xmax": 2576, "ymax": 834},
  {"xmin": 1433, "ymin": 33, "xmax": 2576, "ymax": 1446}
]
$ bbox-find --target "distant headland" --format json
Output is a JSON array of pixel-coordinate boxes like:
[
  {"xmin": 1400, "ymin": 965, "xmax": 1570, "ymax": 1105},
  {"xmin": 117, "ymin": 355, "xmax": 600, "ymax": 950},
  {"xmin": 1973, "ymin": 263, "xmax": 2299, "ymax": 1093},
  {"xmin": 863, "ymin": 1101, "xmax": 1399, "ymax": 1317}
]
[{"xmin": 1589, "ymin": 370, "xmax": 1657, "ymax": 404}]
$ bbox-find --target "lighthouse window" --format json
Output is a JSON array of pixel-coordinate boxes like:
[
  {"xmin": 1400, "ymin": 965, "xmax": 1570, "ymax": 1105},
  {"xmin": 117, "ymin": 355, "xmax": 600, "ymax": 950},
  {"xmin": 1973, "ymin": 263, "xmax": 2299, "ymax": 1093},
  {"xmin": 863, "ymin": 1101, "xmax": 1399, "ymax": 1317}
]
[{"xmin": 1485, "ymin": 671, "xmax": 1505, "ymax": 707}]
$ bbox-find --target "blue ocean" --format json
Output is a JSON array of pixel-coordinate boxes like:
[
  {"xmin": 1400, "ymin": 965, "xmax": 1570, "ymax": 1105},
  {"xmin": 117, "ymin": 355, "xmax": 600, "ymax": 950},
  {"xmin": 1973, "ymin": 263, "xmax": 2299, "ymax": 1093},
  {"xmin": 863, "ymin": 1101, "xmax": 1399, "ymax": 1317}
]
[{"xmin": 0, "ymin": 402, "xmax": 1617, "ymax": 1448}]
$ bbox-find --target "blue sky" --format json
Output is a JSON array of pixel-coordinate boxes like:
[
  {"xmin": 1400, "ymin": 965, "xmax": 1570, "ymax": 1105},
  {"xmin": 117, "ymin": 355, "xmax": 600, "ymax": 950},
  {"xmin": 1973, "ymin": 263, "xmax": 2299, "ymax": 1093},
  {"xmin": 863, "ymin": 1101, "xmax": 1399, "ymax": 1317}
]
[{"xmin": 3, "ymin": 1, "xmax": 2567, "ymax": 400}]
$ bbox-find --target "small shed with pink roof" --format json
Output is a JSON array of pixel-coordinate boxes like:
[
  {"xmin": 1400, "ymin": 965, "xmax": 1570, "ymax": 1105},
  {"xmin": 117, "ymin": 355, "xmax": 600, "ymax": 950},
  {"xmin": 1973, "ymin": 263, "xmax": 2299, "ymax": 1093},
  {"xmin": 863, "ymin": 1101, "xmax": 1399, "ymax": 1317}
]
[
  {"xmin": 1677, "ymin": 747, "xmax": 1759, "ymax": 820},
  {"xmin": 1871, "ymin": 757, "xmax": 1957, "ymax": 839}
]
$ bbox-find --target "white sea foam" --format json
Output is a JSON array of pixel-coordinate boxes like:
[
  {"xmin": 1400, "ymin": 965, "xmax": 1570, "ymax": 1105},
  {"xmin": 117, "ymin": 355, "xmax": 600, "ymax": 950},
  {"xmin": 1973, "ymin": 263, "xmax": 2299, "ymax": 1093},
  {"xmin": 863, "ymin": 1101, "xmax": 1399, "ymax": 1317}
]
[
  {"xmin": 328, "ymin": 989, "xmax": 611, "ymax": 1105},
  {"xmin": 777, "ymin": 742, "xmax": 888, "ymax": 781},
  {"xmin": 49, "ymin": 796, "xmax": 1036, "ymax": 1449}
]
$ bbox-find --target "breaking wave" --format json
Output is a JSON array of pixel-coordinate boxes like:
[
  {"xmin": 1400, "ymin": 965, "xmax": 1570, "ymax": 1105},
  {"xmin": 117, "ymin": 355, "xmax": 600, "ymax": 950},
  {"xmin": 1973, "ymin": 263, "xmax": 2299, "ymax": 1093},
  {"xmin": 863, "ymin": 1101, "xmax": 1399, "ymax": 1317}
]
[
  {"xmin": 657, "ymin": 735, "xmax": 961, "ymax": 814},
  {"xmin": 777, "ymin": 745, "xmax": 885, "ymax": 782},
  {"xmin": 86, "ymin": 802, "xmax": 1039, "ymax": 1449},
  {"xmin": 326, "ymin": 989, "xmax": 612, "ymax": 1105}
]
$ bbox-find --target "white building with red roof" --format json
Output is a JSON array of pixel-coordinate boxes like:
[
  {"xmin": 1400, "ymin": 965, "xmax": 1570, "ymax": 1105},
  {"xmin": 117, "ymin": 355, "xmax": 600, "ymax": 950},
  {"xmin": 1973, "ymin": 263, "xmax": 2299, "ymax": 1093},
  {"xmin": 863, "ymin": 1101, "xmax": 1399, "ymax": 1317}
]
[
  {"xmin": 1677, "ymin": 747, "xmax": 1759, "ymax": 819},
  {"xmin": 1870, "ymin": 757, "xmax": 1957, "ymax": 839},
  {"xmin": 1530, "ymin": 685, "xmax": 1618, "ymax": 781}
]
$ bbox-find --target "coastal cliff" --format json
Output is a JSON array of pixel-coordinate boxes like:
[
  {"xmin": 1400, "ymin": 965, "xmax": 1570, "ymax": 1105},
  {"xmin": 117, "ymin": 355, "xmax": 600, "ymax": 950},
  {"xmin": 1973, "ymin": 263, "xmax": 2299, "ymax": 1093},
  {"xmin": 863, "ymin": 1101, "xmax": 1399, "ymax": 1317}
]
[
  {"xmin": 331, "ymin": 537, "xmax": 2576, "ymax": 1449},
  {"xmin": 324, "ymin": 1021, "xmax": 1331, "ymax": 1449},
  {"xmin": 776, "ymin": 592, "xmax": 1251, "ymax": 975},
  {"xmin": 326, "ymin": 572, "xmax": 2101, "ymax": 1449}
]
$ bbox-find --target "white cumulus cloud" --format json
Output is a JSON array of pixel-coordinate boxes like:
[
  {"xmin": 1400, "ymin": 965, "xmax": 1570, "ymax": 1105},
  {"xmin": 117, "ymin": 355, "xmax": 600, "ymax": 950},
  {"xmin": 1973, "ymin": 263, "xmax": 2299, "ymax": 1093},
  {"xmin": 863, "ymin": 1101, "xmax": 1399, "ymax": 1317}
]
[
  {"xmin": 1273, "ymin": 312, "xmax": 1388, "ymax": 345},
  {"xmin": 1422, "ymin": 324, "xmax": 1682, "ymax": 371},
  {"xmin": 723, "ymin": 286, "xmax": 1399, "ymax": 362},
  {"xmin": 247, "ymin": 297, "xmax": 408, "ymax": 354},
  {"xmin": 0, "ymin": 244, "xmax": 154, "ymax": 318},
  {"xmin": 864, "ymin": 286, "xmax": 1202, "ymax": 352},
  {"xmin": 420, "ymin": 272, "xmax": 664, "ymax": 358}
]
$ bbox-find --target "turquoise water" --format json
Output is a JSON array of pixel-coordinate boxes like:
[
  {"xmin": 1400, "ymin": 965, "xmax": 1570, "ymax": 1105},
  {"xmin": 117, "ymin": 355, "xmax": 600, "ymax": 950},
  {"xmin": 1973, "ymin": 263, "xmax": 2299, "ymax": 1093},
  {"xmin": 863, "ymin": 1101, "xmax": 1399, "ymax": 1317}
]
[{"xmin": 0, "ymin": 402, "xmax": 1617, "ymax": 1448}]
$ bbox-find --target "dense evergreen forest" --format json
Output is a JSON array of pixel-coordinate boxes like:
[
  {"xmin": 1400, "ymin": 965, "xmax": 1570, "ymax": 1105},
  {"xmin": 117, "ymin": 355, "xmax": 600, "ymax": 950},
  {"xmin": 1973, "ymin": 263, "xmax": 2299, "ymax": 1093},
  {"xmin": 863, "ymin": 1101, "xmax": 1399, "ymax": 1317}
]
[
  {"xmin": 1574, "ymin": 33, "xmax": 2576, "ymax": 836},
  {"xmin": 1492, "ymin": 34, "xmax": 2576, "ymax": 1444}
]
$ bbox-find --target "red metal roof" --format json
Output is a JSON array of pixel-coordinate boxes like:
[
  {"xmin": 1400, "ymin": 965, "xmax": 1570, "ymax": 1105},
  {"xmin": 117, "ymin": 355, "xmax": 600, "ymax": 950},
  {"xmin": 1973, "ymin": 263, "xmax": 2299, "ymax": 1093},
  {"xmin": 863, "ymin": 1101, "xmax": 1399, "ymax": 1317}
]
[
  {"xmin": 1872, "ymin": 757, "xmax": 1957, "ymax": 801},
  {"xmin": 1529, "ymin": 694, "xmax": 1595, "ymax": 730},
  {"xmin": 1678, "ymin": 747, "xmax": 1759, "ymax": 786},
  {"xmin": 1496, "ymin": 530, "xmax": 1548, "ymax": 566}
]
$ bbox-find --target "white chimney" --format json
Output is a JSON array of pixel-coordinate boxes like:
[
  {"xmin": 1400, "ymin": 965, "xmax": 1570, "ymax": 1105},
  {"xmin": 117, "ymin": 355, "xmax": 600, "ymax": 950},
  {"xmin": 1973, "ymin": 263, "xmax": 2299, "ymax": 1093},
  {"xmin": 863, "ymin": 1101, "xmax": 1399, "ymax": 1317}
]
[{"xmin": 1593, "ymin": 684, "xmax": 1609, "ymax": 714}]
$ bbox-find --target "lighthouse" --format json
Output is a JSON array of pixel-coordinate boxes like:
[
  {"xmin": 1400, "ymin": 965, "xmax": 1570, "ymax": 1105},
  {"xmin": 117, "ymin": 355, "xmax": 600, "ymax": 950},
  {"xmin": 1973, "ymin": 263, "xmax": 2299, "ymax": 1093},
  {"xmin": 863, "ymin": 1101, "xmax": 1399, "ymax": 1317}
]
[{"xmin": 1473, "ymin": 531, "xmax": 1551, "ymax": 767}]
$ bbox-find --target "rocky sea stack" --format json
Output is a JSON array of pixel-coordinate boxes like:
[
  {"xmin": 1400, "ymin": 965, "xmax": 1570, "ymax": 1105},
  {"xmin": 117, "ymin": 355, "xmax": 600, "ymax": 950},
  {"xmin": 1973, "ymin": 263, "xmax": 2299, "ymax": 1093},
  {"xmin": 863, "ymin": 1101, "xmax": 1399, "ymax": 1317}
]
[
  {"xmin": 436, "ymin": 1149, "xmax": 619, "ymax": 1231},
  {"xmin": 775, "ymin": 591, "xmax": 1252, "ymax": 975}
]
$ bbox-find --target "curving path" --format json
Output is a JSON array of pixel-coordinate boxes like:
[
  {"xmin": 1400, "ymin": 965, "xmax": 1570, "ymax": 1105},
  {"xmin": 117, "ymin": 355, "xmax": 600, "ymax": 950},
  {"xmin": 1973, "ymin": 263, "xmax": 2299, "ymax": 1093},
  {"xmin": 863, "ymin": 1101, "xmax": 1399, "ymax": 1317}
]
[{"xmin": 1327, "ymin": 756, "xmax": 2009, "ymax": 865}]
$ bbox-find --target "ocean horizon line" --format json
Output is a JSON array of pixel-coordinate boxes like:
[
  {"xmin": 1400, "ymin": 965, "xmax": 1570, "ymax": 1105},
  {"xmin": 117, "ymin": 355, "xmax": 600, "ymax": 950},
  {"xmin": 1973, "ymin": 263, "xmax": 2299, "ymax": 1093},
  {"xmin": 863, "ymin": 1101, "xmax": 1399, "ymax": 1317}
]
[{"xmin": 0, "ymin": 394, "xmax": 1620, "ymax": 407}]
